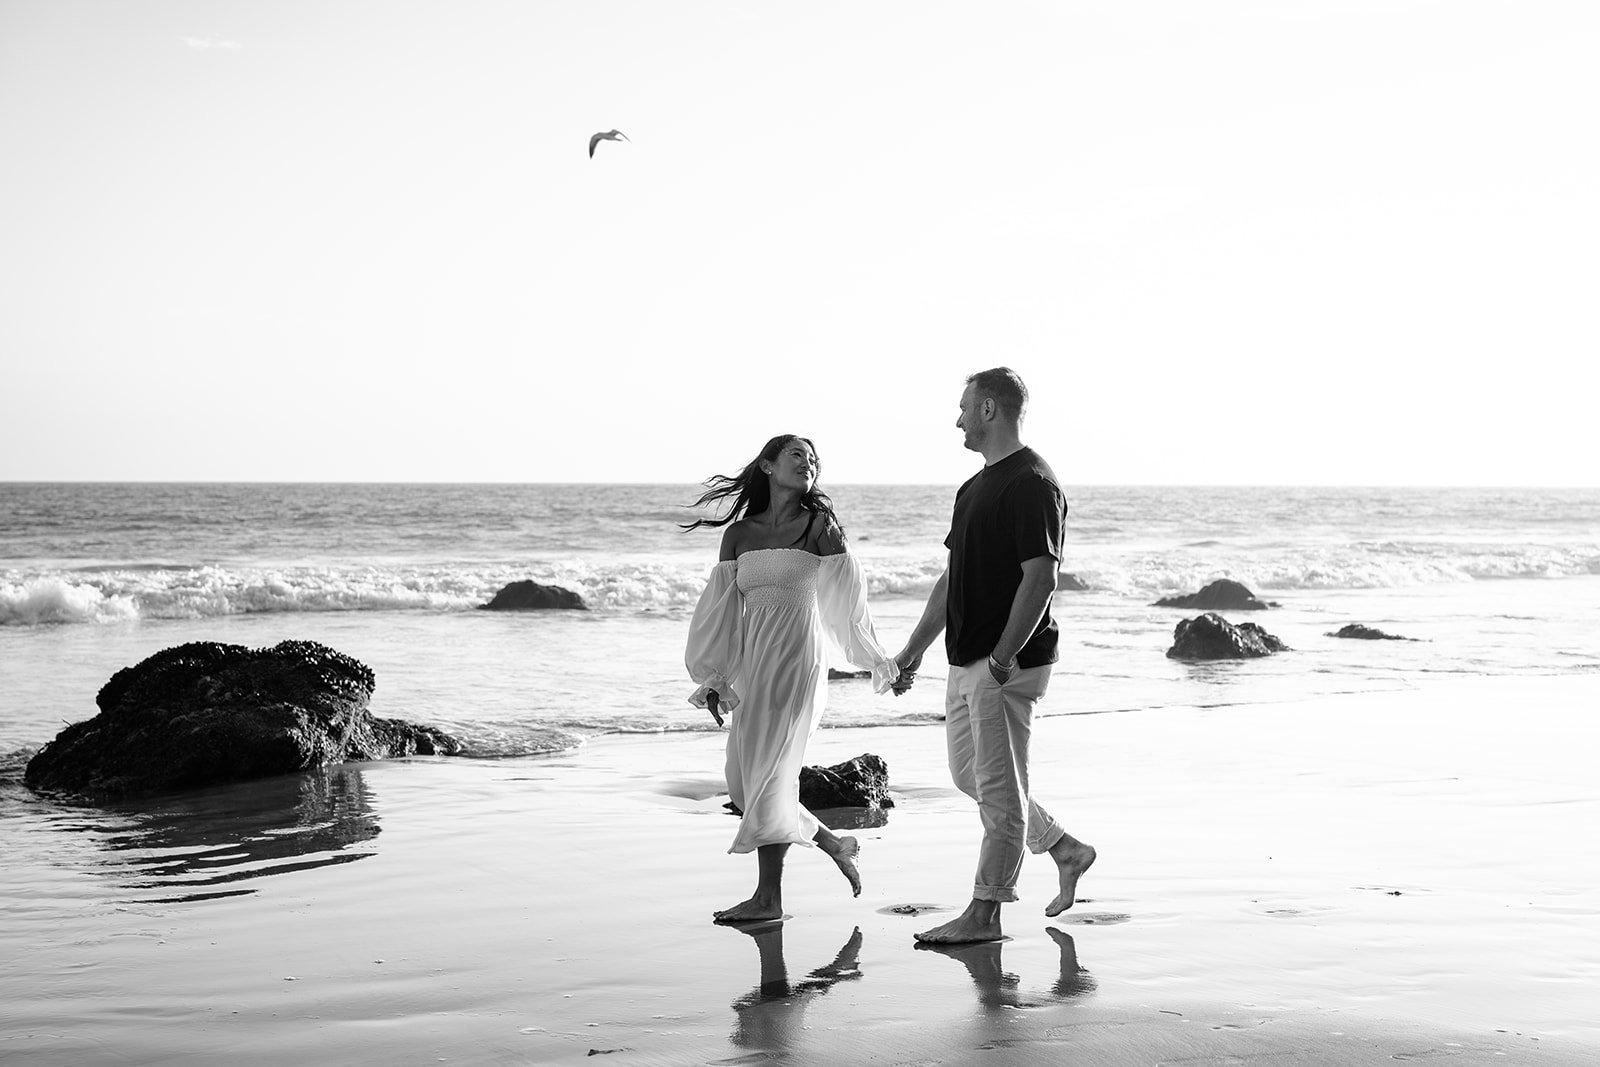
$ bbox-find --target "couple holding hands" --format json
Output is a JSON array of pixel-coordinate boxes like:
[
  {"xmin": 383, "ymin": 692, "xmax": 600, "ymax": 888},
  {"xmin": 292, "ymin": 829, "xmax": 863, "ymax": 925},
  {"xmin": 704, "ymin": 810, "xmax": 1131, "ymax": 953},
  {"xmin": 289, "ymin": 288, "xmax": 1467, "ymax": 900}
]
[{"xmin": 684, "ymin": 367, "xmax": 1096, "ymax": 945}]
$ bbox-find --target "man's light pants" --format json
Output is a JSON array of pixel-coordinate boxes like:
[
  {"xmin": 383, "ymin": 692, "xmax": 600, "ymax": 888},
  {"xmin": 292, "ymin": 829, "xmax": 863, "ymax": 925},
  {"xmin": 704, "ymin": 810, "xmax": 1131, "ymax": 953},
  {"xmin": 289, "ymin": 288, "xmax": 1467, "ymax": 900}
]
[{"xmin": 945, "ymin": 660, "xmax": 1065, "ymax": 903}]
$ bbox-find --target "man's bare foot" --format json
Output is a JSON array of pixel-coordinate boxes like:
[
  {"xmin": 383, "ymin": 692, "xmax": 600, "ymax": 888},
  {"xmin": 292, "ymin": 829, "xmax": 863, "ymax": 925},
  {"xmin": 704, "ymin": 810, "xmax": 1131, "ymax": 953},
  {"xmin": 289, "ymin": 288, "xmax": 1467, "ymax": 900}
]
[
  {"xmin": 913, "ymin": 900, "xmax": 1003, "ymax": 944},
  {"xmin": 1044, "ymin": 839, "xmax": 1096, "ymax": 917},
  {"xmin": 819, "ymin": 835, "xmax": 862, "ymax": 898},
  {"xmin": 714, "ymin": 896, "xmax": 783, "ymax": 924}
]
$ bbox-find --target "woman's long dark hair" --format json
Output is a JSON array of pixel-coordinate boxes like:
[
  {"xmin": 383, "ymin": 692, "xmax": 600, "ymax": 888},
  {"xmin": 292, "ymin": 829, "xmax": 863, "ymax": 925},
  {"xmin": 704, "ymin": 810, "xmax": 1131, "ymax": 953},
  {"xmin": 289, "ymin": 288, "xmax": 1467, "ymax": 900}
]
[{"xmin": 681, "ymin": 434, "xmax": 842, "ymax": 543}]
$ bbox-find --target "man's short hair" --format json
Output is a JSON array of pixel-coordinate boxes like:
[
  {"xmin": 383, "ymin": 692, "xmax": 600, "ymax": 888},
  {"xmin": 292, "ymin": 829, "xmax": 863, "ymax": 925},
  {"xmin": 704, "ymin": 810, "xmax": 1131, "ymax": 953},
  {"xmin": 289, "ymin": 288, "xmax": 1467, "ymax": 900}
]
[{"xmin": 966, "ymin": 367, "xmax": 1028, "ymax": 421}]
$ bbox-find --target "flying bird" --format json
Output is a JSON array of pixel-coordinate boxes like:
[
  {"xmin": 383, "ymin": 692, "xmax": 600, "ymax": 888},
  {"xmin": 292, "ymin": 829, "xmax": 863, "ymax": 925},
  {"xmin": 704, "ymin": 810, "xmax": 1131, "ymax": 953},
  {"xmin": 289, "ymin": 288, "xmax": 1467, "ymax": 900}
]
[{"xmin": 589, "ymin": 129, "xmax": 629, "ymax": 158}]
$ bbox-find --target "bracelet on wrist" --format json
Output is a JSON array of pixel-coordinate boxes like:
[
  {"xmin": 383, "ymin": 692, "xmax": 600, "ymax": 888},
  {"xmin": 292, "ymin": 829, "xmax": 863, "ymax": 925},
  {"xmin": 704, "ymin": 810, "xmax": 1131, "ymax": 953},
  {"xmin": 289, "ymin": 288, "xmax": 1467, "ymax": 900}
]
[{"xmin": 989, "ymin": 654, "xmax": 1016, "ymax": 674}]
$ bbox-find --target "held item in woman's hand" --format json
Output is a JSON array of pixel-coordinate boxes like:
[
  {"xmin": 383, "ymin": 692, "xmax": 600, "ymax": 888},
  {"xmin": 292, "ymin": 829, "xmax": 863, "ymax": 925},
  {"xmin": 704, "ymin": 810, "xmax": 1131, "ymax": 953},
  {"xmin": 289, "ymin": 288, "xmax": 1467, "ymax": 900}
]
[{"xmin": 706, "ymin": 689, "xmax": 724, "ymax": 727}]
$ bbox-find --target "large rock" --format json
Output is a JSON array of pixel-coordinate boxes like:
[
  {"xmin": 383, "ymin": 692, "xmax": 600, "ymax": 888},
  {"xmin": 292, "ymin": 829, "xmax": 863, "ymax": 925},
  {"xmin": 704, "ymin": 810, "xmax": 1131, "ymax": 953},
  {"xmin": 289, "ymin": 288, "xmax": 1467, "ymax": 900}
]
[
  {"xmin": 480, "ymin": 580, "xmax": 587, "ymax": 611},
  {"xmin": 1327, "ymin": 623, "xmax": 1415, "ymax": 641},
  {"xmin": 1153, "ymin": 579, "xmax": 1276, "ymax": 610},
  {"xmin": 1057, "ymin": 572, "xmax": 1090, "ymax": 592},
  {"xmin": 24, "ymin": 640, "xmax": 460, "ymax": 800},
  {"xmin": 725, "ymin": 753, "xmax": 893, "ymax": 815},
  {"xmin": 800, "ymin": 753, "xmax": 894, "ymax": 810},
  {"xmin": 1166, "ymin": 613, "xmax": 1290, "ymax": 660}
]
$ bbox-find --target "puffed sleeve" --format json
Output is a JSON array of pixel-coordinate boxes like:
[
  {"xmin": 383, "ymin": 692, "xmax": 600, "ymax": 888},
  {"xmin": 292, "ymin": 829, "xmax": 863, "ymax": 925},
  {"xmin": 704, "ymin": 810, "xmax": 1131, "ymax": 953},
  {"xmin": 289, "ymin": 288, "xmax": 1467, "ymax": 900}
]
[
  {"xmin": 817, "ymin": 553, "xmax": 899, "ymax": 694},
  {"xmin": 685, "ymin": 561, "xmax": 743, "ymax": 711}
]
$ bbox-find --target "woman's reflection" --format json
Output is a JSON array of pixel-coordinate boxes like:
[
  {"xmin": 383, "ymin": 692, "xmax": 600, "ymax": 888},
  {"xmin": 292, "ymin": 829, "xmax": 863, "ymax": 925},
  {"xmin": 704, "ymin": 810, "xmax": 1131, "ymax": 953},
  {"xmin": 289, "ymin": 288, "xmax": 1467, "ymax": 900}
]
[{"xmin": 728, "ymin": 921, "xmax": 864, "ymax": 1051}]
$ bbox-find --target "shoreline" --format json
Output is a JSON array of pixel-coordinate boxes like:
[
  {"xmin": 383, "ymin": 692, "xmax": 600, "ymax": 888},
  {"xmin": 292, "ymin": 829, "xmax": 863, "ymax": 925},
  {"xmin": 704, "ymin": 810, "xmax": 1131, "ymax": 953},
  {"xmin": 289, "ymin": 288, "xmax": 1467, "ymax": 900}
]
[{"xmin": 3, "ymin": 675, "xmax": 1598, "ymax": 1065}]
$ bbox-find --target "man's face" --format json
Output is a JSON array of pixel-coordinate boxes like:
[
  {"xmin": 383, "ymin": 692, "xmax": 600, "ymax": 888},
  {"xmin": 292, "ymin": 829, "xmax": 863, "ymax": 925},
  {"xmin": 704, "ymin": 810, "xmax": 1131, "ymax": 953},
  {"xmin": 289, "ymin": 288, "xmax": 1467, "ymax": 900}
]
[{"xmin": 956, "ymin": 383, "xmax": 985, "ymax": 453}]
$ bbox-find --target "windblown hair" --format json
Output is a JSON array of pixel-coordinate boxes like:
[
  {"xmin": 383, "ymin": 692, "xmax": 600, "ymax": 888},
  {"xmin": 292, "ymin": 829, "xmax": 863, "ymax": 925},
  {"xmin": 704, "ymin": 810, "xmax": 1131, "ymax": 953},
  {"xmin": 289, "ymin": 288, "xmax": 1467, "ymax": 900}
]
[
  {"xmin": 680, "ymin": 434, "xmax": 842, "ymax": 543},
  {"xmin": 966, "ymin": 366, "xmax": 1029, "ymax": 421}
]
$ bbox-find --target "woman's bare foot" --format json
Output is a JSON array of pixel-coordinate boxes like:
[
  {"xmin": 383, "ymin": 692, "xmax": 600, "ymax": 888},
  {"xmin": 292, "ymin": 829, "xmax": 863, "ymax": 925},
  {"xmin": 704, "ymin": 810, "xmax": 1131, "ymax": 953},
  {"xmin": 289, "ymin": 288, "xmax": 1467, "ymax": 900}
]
[
  {"xmin": 714, "ymin": 895, "xmax": 783, "ymax": 924},
  {"xmin": 819, "ymin": 834, "xmax": 862, "ymax": 898},
  {"xmin": 1044, "ymin": 839, "xmax": 1096, "ymax": 917},
  {"xmin": 914, "ymin": 900, "xmax": 1003, "ymax": 944}
]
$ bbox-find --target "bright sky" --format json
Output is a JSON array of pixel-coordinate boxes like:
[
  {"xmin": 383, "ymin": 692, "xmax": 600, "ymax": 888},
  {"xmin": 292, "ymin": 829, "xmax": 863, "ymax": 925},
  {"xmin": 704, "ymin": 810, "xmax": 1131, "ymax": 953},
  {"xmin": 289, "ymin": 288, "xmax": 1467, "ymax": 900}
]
[{"xmin": 2, "ymin": 1, "xmax": 1596, "ymax": 486}]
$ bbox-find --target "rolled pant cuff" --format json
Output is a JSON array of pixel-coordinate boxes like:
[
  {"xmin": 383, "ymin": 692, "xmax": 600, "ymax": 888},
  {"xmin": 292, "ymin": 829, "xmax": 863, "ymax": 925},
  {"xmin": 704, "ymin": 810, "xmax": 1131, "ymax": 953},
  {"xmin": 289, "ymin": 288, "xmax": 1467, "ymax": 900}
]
[
  {"xmin": 972, "ymin": 884, "xmax": 1019, "ymax": 903},
  {"xmin": 1030, "ymin": 825, "xmax": 1066, "ymax": 855}
]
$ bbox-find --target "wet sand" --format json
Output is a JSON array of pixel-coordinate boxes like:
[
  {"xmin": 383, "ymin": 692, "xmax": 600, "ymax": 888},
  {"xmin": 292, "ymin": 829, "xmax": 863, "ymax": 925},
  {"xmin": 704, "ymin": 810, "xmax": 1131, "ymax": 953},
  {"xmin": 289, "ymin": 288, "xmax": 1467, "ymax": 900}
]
[{"xmin": 3, "ymin": 674, "xmax": 1598, "ymax": 1065}]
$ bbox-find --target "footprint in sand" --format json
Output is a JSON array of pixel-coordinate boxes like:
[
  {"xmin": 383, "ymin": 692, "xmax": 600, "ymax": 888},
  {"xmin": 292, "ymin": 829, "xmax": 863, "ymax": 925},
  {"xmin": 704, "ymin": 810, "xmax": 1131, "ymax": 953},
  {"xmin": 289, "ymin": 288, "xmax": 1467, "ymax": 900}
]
[
  {"xmin": 1251, "ymin": 903, "xmax": 1336, "ymax": 919},
  {"xmin": 881, "ymin": 903, "xmax": 948, "ymax": 917},
  {"xmin": 1051, "ymin": 911, "xmax": 1131, "ymax": 926}
]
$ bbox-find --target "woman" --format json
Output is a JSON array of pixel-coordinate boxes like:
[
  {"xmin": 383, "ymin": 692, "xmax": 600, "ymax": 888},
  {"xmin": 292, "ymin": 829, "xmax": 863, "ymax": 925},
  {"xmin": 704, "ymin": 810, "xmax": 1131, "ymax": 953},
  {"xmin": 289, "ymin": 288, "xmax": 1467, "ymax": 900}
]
[{"xmin": 684, "ymin": 434, "xmax": 900, "ymax": 923}]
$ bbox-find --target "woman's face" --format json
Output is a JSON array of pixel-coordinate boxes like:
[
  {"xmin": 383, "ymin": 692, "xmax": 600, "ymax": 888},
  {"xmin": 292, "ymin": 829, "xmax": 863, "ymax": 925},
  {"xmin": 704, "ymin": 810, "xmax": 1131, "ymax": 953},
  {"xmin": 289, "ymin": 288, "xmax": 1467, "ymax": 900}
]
[{"xmin": 763, "ymin": 438, "xmax": 819, "ymax": 493}]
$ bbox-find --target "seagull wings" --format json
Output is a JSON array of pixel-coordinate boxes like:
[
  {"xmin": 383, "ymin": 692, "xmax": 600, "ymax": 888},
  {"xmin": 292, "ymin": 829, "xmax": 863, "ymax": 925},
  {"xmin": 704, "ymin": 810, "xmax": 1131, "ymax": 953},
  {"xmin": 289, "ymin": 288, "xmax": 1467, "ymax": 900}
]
[{"xmin": 588, "ymin": 129, "xmax": 630, "ymax": 158}]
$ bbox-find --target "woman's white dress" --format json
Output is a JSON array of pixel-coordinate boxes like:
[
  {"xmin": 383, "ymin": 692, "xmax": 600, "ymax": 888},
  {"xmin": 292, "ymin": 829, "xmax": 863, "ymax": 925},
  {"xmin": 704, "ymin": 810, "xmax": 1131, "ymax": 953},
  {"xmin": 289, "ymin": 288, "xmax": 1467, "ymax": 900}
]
[{"xmin": 686, "ymin": 548, "xmax": 898, "ymax": 854}]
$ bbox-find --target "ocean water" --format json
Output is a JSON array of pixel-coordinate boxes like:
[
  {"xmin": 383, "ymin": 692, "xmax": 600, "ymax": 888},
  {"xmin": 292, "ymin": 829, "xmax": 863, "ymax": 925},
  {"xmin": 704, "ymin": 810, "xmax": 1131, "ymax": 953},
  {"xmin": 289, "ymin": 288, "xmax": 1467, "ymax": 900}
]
[{"xmin": 3, "ymin": 482, "xmax": 1598, "ymax": 770}]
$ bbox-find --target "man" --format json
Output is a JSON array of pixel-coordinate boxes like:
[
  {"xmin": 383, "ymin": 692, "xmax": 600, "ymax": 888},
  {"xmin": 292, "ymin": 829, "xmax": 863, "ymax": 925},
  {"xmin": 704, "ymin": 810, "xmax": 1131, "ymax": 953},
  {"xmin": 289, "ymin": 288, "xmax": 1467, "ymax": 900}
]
[{"xmin": 894, "ymin": 367, "xmax": 1096, "ymax": 944}]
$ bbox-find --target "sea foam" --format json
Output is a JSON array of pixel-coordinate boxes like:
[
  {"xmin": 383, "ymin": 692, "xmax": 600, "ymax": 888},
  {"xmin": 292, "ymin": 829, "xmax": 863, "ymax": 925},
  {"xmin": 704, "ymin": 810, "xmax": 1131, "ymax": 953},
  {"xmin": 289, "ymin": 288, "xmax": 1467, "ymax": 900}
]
[
  {"xmin": 0, "ymin": 577, "xmax": 140, "ymax": 625},
  {"xmin": 4, "ymin": 540, "xmax": 1597, "ymax": 626}
]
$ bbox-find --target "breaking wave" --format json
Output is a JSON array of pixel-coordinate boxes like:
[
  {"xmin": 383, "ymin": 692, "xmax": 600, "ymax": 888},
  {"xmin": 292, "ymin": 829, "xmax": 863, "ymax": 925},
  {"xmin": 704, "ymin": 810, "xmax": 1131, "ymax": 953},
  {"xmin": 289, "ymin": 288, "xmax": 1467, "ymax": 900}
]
[{"xmin": 5, "ymin": 542, "xmax": 1597, "ymax": 626}]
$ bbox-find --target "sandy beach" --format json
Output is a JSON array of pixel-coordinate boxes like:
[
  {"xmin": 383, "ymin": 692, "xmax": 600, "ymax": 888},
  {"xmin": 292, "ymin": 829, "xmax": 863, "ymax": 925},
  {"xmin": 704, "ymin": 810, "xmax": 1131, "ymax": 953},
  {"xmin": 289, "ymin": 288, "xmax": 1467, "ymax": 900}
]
[{"xmin": 4, "ymin": 672, "xmax": 1599, "ymax": 1066}]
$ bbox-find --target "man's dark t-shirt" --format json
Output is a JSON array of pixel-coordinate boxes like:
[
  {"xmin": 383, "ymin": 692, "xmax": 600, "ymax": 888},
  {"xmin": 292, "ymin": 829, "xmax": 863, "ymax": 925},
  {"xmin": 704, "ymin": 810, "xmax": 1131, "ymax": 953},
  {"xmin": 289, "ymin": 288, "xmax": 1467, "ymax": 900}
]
[{"xmin": 943, "ymin": 446, "xmax": 1067, "ymax": 668}]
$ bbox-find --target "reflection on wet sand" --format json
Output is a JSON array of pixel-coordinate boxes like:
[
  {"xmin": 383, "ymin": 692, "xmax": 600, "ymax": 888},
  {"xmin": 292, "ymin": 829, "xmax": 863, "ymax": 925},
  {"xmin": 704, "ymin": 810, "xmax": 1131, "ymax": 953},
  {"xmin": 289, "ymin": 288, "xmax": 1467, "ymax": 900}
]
[
  {"xmin": 914, "ymin": 926, "xmax": 1097, "ymax": 1010},
  {"xmin": 78, "ymin": 766, "xmax": 380, "ymax": 903},
  {"xmin": 728, "ymin": 922, "xmax": 864, "ymax": 1051},
  {"xmin": 816, "ymin": 806, "xmax": 890, "ymax": 832}
]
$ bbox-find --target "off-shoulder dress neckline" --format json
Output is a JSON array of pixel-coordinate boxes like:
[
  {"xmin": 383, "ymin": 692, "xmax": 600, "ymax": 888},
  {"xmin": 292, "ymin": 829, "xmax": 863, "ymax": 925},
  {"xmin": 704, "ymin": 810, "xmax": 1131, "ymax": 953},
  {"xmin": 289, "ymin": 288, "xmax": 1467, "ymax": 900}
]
[{"xmin": 731, "ymin": 547, "xmax": 850, "ymax": 563}]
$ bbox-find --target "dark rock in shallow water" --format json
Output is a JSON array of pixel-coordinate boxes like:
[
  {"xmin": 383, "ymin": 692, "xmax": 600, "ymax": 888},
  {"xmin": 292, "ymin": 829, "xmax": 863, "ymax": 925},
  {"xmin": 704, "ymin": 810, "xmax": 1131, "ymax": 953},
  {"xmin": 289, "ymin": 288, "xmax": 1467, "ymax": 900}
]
[
  {"xmin": 480, "ymin": 580, "xmax": 586, "ymax": 611},
  {"xmin": 1327, "ymin": 623, "xmax": 1414, "ymax": 641},
  {"xmin": 1324, "ymin": 620, "xmax": 1414, "ymax": 639},
  {"xmin": 726, "ymin": 754, "xmax": 893, "ymax": 814},
  {"xmin": 23, "ymin": 640, "xmax": 460, "ymax": 800},
  {"xmin": 827, "ymin": 668, "xmax": 872, "ymax": 680},
  {"xmin": 1167, "ymin": 613, "xmax": 1290, "ymax": 660},
  {"xmin": 1056, "ymin": 572, "xmax": 1090, "ymax": 592},
  {"xmin": 801, "ymin": 753, "xmax": 894, "ymax": 809},
  {"xmin": 1153, "ymin": 579, "xmax": 1277, "ymax": 610}
]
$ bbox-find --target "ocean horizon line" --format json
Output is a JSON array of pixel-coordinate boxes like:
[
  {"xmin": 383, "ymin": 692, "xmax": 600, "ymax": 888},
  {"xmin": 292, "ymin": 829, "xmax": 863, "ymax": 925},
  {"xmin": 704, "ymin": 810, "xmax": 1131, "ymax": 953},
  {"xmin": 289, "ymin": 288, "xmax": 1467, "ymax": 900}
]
[{"xmin": 5, "ymin": 479, "xmax": 1599, "ymax": 490}]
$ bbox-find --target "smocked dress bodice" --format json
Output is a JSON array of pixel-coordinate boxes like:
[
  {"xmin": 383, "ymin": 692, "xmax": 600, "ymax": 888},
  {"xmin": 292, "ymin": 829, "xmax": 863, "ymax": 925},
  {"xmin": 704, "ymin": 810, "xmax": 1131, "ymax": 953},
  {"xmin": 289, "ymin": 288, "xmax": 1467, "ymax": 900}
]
[{"xmin": 736, "ymin": 548, "xmax": 820, "ymax": 612}]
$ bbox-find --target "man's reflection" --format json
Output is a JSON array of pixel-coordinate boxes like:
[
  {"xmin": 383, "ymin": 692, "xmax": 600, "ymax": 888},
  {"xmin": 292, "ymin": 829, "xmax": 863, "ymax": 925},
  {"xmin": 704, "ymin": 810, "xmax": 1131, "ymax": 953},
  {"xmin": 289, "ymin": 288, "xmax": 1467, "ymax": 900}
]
[
  {"xmin": 728, "ymin": 922, "xmax": 864, "ymax": 1050},
  {"xmin": 915, "ymin": 926, "xmax": 1096, "ymax": 1010}
]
